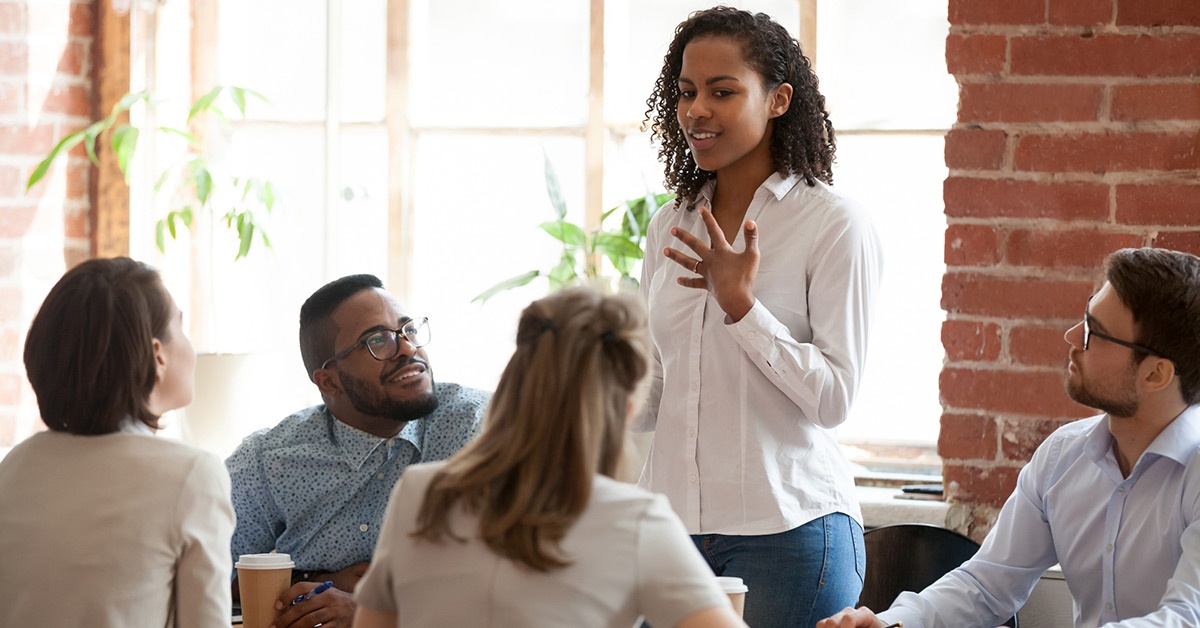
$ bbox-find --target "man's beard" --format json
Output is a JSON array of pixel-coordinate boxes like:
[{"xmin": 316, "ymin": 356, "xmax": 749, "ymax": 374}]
[
  {"xmin": 339, "ymin": 358, "xmax": 440, "ymax": 423},
  {"xmin": 1065, "ymin": 361, "xmax": 1139, "ymax": 418}
]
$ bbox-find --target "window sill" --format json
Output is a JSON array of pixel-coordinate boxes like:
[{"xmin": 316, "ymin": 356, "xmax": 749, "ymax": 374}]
[{"xmin": 856, "ymin": 484, "xmax": 948, "ymax": 529}]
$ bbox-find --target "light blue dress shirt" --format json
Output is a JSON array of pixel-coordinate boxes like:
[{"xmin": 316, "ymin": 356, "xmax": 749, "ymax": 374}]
[
  {"xmin": 881, "ymin": 405, "xmax": 1200, "ymax": 628},
  {"xmin": 226, "ymin": 382, "xmax": 489, "ymax": 575}
]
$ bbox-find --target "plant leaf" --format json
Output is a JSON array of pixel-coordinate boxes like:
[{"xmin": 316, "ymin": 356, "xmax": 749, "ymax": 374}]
[
  {"xmin": 110, "ymin": 125, "xmax": 139, "ymax": 180},
  {"xmin": 593, "ymin": 232, "xmax": 644, "ymax": 260},
  {"xmin": 539, "ymin": 220, "xmax": 586, "ymax": 249},
  {"xmin": 157, "ymin": 126, "xmax": 197, "ymax": 147},
  {"xmin": 261, "ymin": 181, "xmax": 276, "ymax": 211},
  {"xmin": 187, "ymin": 86, "xmax": 224, "ymax": 122},
  {"xmin": 25, "ymin": 130, "xmax": 88, "ymax": 190},
  {"xmin": 155, "ymin": 219, "xmax": 166, "ymax": 252},
  {"xmin": 547, "ymin": 253, "xmax": 577, "ymax": 290},
  {"xmin": 166, "ymin": 211, "xmax": 178, "ymax": 239},
  {"xmin": 230, "ymin": 87, "xmax": 247, "ymax": 116},
  {"xmin": 193, "ymin": 165, "xmax": 214, "ymax": 205},
  {"xmin": 471, "ymin": 270, "xmax": 540, "ymax": 304},
  {"xmin": 112, "ymin": 90, "xmax": 150, "ymax": 117},
  {"xmin": 236, "ymin": 216, "xmax": 254, "ymax": 260},
  {"xmin": 542, "ymin": 152, "xmax": 568, "ymax": 220}
]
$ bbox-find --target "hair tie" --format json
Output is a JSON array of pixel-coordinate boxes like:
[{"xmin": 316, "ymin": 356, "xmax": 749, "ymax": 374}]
[
  {"xmin": 601, "ymin": 330, "xmax": 617, "ymax": 345},
  {"xmin": 540, "ymin": 318, "xmax": 556, "ymax": 333}
]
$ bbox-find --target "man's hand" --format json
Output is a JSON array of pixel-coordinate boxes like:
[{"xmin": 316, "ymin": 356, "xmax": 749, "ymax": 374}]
[
  {"xmin": 271, "ymin": 581, "xmax": 355, "ymax": 628},
  {"xmin": 815, "ymin": 606, "xmax": 889, "ymax": 628},
  {"xmin": 325, "ymin": 562, "xmax": 369, "ymax": 593}
]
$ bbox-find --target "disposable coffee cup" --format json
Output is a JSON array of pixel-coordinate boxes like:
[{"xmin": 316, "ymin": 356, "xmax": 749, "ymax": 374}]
[
  {"xmin": 236, "ymin": 553, "xmax": 295, "ymax": 628},
  {"xmin": 715, "ymin": 576, "xmax": 748, "ymax": 618}
]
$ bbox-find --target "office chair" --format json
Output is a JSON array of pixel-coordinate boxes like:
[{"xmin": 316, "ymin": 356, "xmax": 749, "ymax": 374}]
[{"xmin": 860, "ymin": 523, "xmax": 1018, "ymax": 627}]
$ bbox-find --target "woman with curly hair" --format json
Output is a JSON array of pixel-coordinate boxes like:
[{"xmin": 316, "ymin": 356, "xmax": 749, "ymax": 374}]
[
  {"xmin": 352, "ymin": 287, "xmax": 746, "ymax": 628},
  {"xmin": 634, "ymin": 6, "xmax": 884, "ymax": 627}
]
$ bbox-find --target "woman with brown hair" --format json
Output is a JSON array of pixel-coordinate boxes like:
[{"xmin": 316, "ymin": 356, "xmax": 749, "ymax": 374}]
[
  {"xmin": 0, "ymin": 257, "xmax": 235, "ymax": 627},
  {"xmin": 353, "ymin": 287, "xmax": 744, "ymax": 628}
]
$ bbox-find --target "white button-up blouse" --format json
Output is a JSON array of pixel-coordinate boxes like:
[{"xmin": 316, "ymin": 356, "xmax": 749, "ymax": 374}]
[{"xmin": 634, "ymin": 173, "xmax": 883, "ymax": 535}]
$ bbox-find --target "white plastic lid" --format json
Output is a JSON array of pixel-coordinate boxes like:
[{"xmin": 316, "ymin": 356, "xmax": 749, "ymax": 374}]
[
  {"xmin": 715, "ymin": 576, "xmax": 748, "ymax": 594},
  {"xmin": 235, "ymin": 553, "xmax": 295, "ymax": 570}
]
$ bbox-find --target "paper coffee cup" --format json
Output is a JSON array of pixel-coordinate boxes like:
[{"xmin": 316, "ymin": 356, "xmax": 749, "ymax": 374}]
[
  {"xmin": 236, "ymin": 553, "xmax": 295, "ymax": 628},
  {"xmin": 715, "ymin": 576, "xmax": 748, "ymax": 618}
]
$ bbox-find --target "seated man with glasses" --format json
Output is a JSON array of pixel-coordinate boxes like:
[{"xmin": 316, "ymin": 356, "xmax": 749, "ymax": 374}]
[
  {"xmin": 226, "ymin": 274, "xmax": 489, "ymax": 628},
  {"xmin": 820, "ymin": 247, "xmax": 1200, "ymax": 628}
]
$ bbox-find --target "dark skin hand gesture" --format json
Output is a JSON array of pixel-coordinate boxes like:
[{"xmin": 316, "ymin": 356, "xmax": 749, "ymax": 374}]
[
  {"xmin": 664, "ymin": 206, "xmax": 761, "ymax": 322},
  {"xmin": 269, "ymin": 562, "xmax": 368, "ymax": 628}
]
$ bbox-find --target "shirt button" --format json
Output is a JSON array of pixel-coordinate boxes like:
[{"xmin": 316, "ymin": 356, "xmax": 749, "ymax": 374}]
[
  {"xmin": 1106, "ymin": 603, "xmax": 1113, "ymax": 611},
  {"xmin": 1117, "ymin": 487, "xmax": 1126, "ymax": 495},
  {"xmin": 748, "ymin": 331, "xmax": 756, "ymax": 339},
  {"xmin": 692, "ymin": 334, "xmax": 700, "ymax": 342},
  {"xmin": 377, "ymin": 472, "xmax": 385, "ymax": 479},
  {"xmin": 689, "ymin": 474, "xmax": 697, "ymax": 483},
  {"xmin": 1106, "ymin": 544, "xmax": 1113, "ymax": 553},
  {"xmin": 359, "ymin": 524, "xmax": 369, "ymax": 532},
  {"xmin": 690, "ymin": 382, "xmax": 697, "ymax": 391},
  {"xmin": 688, "ymin": 427, "xmax": 696, "ymax": 437}
]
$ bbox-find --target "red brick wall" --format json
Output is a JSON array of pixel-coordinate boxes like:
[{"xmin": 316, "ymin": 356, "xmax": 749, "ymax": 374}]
[
  {"xmin": 0, "ymin": 0, "xmax": 94, "ymax": 449},
  {"xmin": 942, "ymin": 0, "xmax": 1200, "ymax": 540}
]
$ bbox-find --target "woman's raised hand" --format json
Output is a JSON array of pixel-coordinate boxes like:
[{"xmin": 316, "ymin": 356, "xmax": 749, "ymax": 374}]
[{"xmin": 664, "ymin": 206, "xmax": 760, "ymax": 322}]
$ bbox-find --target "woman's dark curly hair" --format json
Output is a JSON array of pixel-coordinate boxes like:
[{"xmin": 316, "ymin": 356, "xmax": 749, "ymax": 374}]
[{"xmin": 644, "ymin": 6, "xmax": 836, "ymax": 205}]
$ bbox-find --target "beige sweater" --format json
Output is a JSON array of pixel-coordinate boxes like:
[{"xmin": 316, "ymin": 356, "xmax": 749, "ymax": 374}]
[{"xmin": 0, "ymin": 430, "xmax": 235, "ymax": 627}]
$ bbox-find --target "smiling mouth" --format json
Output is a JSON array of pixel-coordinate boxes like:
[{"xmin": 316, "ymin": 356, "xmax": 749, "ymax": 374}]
[
  {"xmin": 383, "ymin": 361, "xmax": 427, "ymax": 385},
  {"xmin": 689, "ymin": 130, "xmax": 718, "ymax": 140}
]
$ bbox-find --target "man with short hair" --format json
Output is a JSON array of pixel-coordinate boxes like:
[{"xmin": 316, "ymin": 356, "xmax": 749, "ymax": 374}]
[
  {"xmin": 819, "ymin": 247, "xmax": 1200, "ymax": 628},
  {"xmin": 227, "ymin": 274, "xmax": 489, "ymax": 627}
]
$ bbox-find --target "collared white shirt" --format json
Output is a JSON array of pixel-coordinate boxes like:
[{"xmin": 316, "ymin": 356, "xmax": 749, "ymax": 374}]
[
  {"xmin": 634, "ymin": 173, "xmax": 883, "ymax": 535},
  {"xmin": 881, "ymin": 406, "xmax": 1200, "ymax": 628}
]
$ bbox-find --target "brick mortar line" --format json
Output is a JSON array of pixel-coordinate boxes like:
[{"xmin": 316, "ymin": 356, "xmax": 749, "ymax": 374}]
[
  {"xmin": 949, "ymin": 25, "xmax": 1200, "ymax": 36},
  {"xmin": 945, "ymin": 170, "xmax": 1200, "ymax": 183},
  {"xmin": 951, "ymin": 121, "xmax": 1200, "ymax": 132},
  {"xmin": 955, "ymin": 75, "xmax": 1200, "ymax": 85}
]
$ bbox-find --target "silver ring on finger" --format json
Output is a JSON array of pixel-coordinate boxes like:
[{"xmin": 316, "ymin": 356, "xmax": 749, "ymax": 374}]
[{"xmin": 692, "ymin": 259, "xmax": 701, "ymax": 273}]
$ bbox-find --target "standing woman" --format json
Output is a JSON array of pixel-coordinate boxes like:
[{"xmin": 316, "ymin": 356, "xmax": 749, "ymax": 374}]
[
  {"xmin": 0, "ymin": 258, "xmax": 235, "ymax": 627},
  {"xmin": 353, "ymin": 288, "xmax": 745, "ymax": 628},
  {"xmin": 637, "ymin": 6, "xmax": 883, "ymax": 628}
]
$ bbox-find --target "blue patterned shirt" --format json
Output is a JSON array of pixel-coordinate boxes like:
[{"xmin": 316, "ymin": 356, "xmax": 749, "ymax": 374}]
[{"xmin": 226, "ymin": 382, "xmax": 489, "ymax": 575}]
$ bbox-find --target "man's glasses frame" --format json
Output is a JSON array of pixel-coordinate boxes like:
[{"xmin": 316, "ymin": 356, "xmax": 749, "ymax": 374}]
[
  {"xmin": 1082, "ymin": 299, "xmax": 1166, "ymax": 359},
  {"xmin": 319, "ymin": 317, "xmax": 431, "ymax": 371}
]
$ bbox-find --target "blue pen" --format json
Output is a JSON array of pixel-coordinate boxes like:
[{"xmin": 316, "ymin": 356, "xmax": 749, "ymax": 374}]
[{"xmin": 290, "ymin": 580, "xmax": 334, "ymax": 606}]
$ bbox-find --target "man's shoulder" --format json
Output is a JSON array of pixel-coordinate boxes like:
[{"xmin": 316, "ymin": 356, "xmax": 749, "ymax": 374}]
[
  {"xmin": 227, "ymin": 405, "xmax": 331, "ymax": 463},
  {"xmin": 433, "ymin": 382, "xmax": 491, "ymax": 414}
]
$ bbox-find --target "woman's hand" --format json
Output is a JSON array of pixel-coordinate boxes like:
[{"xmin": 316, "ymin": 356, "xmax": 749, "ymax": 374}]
[{"xmin": 664, "ymin": 206, "xmax": 760, "ymax": 322}]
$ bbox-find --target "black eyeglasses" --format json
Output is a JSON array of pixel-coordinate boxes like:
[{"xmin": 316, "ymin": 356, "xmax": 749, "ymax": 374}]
[
  {"xmin": 1082, "ymin": 301, "xmax": 1165, "ymax": 358},
  {"xmin": 320, "ymin": 317, "xmax": 431, "ymax": 370}
]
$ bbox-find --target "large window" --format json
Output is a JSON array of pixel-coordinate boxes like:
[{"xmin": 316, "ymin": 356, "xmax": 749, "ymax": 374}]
[{"xmin": 123, "ymin": 0, "xmax": 952, "ymax": 459}]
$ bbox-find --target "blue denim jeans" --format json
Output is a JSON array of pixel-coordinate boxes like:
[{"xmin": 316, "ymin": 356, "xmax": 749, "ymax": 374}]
[{"xmin": 691, "ymin": 513, "xmax": 865, "ymax": 628}]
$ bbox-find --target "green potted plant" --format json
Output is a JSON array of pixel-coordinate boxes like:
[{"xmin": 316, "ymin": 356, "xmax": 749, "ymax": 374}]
[
  {"xmin": 25, "ymin": 85, "xmax": 278, "ymax": 260},
  {"xmin": 472, "ymin": 154, "xmax": 673, "ymax": 303}
]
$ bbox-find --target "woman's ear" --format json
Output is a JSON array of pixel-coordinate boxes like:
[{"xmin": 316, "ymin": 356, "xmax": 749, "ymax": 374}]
[
  {"xmin": 768, "ymin": 82, "xmax": 793, "ymax": 119},
  {"xmin": 152, "ymin": 337, "xmax": 167, "ymax": 383}
]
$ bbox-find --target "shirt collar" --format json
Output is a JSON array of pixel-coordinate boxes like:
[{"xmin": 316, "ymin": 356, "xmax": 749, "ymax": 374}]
[
  {"xmin": 1142, "ymin": 404, "xmax": 1200, "ymax": 465},
  {"xmin": 684, "ymin": 172, "xmax": 799, "ymax": 210},
  {"xmin": 1084, "ymin": 405, "xmax": 1200, "ymax": 468},
  {"xmin": 118, "ymin": 416, "xmax": 155, "ymax": 436},
  {"xmin": 328, "ymin": 411, "xmax": 395, "ymax": 470}
]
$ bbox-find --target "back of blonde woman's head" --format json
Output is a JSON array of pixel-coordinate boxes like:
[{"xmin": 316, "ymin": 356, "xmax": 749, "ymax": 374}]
[{"xmin": 414, "ymin": 287, "xmax": 650, "ymax": 571}]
